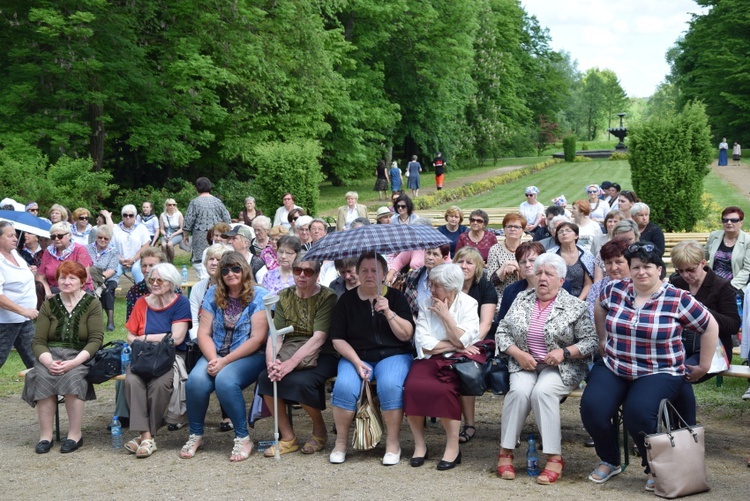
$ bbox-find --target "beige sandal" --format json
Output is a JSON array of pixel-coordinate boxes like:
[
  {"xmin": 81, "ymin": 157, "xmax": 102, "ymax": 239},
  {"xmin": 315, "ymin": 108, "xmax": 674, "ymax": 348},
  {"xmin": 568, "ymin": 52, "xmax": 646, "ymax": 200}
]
[
  {"xmin": 230, "ymin": 436, "xmax": 253, "ymax": 462},
  {"xmin": 263, "ymin": 436, "xmax": 299, "ymax": 457},
  {"xmin": 301, "ymin": 434, "xmax": 327, "ymax": 454},
  {"xmin": 179, "ymin": 434, "xmax": 203, "ymax": 459},
  {"xmin": 135, "ymin": 438, "xmax": 157, "ymax": 458},
  {"xmin": 124, "ymin": 437, "xmax": 142, "ymax": 454}
]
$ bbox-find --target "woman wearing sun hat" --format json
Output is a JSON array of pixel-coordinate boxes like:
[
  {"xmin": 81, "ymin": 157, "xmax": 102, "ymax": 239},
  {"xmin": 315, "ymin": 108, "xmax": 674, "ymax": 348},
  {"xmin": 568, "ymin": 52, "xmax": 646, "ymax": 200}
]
[
  {"xmin": 585, "ymin": 184, "xmax": 610, "ymax": 224},
  {"xmin": 519, "ymin": 186, "xmax": 544, "ymax": 238}
]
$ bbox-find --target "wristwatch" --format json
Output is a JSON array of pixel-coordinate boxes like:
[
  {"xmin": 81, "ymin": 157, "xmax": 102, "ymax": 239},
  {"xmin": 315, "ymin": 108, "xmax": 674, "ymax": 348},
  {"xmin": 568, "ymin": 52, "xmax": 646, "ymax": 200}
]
[{"xmin": 562, "ymin": 347, "xmax": 571, "ymax": 360}]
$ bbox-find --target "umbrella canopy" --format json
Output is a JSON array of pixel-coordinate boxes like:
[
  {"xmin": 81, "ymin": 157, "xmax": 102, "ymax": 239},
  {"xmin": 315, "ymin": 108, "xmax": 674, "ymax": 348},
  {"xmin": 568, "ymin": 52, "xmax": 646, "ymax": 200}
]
[
  {"xmin": 304, "ymin": 223, "xmax": 450, "ymax": 262},
  {"xmin": 0, "ymin": 210, "xmax": 52, "ymax": 238}
]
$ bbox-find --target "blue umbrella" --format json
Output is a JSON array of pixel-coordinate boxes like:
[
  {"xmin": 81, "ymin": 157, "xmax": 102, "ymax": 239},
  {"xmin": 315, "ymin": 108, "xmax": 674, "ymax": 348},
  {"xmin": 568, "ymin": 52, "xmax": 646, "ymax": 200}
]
[
  {"xmin": 304, "ymin": 223, "xmax": 450, "ymax": 262},
  {"xmin": 0, "ymin": 210, "xmax": 52, "ymax": 238}
]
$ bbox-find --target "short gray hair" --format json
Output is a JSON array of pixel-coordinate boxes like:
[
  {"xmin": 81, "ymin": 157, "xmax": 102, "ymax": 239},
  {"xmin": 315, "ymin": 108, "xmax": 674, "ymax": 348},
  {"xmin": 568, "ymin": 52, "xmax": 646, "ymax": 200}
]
[
  {"xmin": 96, "ymin": 225, "xmax": 112, "ymax": 239},
  {"xmin": 613, "ymin": 219, "xmax": 640, "ymax": 240},
  {"xmin": 203, "ymin": 243, "xmax": 230, "ymax": 267},
  {"xmin": 49, "ymin": 221, "xmax": 71, "ymax": 235},
  {"xmin": 345, "ymin": 191, "xmax": 359, "ymax": 200},
  {"xmin": 630, "ymin": 202, "xmax": 649, "ymax": 217},
  {"xmin": 148, "ymin": 263, "xmax": 181, "ymax": 290},
  {"xmin": 549, "ymin": 215, "xmax": 570, "ymax": 232},
  {"xmin": 121, "ymin": 204, "xmax": 137, "ymax": 216},
  {"xmin": 251, "ymin": 215, "xmax": 271, "ymax": 231},
  {"xmin": 429, "ymin": 263, "xmax": 464, "ymax": 293},
  {"xmin": 534, "ymin": 253, "xmax": 567, "ymax": 280},
  {"xmin": 244, "ymin": 196, "xmax": 255, "ymax": 204},
  {"xmin": 412, "ymin": 217, "xmax": 432, "ymax": 226}
]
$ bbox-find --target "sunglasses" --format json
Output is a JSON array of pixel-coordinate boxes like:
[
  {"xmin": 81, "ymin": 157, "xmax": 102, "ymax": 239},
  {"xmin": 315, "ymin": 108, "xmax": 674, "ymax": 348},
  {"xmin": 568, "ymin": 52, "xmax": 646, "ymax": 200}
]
[
  {"xmin": 722, "ymin": 217, "xmax": 741, "ymax": 224},
  {"xmin": 293, "ymin": 267, "xmax": 316, "ymax": 277},
  {"xmin": 292, "ymin": 216, "xmax": 299, "ymax": 222},
  {"xmin": 78, "ymin": 216, "xmax": 89, "ymax": 221},
  {"xmin": 96, "ymin": 236, "xmax": 110, "ymax": 241},
  {"xmin": 469, "ymin": 218, "xmax": 484, "ymax": 224},
  {"xmin": 28, "ymin": 208, "xmax": 38, "ymax": 212},
  {"xmin": 167, "ymin": 203, "xmax": 176, "ymax": 206},
  {"xmin": 395, "ymin": 204, "xmax": 407, "ymax": 209},
  {"xmin": 628, "ymin": 243, "xmax": 655, "ymax": 253},
  {"xmin": 50, "ymin": 233, "xmax": 69, "ymax": 240},
  {"xmin": 525, "ymin": 193, "xmax": 535, "ymax": 197},
  {"xmin": 147, "ymin": 277, "xmax": 165, "ymax": 286},
  {"xmin": 220, "ymin": 265, "xmax": 243, "ymax": 276},
  {"xmin": 122, "ymin": 214, "xmax": 135, "ymax": 218},
  {"xmin": 675, "ymin": 266, "xmax": 700, "ymax": 274},
  {"xmin": 587, "ymin": 190, "xmax": 599, "ymax": 194}
]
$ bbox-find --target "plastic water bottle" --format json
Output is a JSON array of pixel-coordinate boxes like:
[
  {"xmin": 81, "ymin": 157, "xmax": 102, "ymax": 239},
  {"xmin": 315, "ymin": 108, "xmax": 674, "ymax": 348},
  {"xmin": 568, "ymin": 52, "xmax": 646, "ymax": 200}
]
[
  {"xmin": 111, "ymin": 416, "xmax": 123, "ymax": 449},
  {"xmin": 526, "ymin": 433, "xmax": 539, "ymax": 476},
  {"xmin": 121, "ymin": 343, "xmax": 131, "ymax": 374},
  {"xmin": 182, "ymin": 265, "xmax": 189, "ymax": 284}
]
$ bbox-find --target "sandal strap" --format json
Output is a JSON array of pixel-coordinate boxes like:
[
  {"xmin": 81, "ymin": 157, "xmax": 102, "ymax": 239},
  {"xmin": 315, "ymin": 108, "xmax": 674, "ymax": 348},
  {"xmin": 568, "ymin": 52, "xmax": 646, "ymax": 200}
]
[
  {"xmin": 181, "ymin": 434, "xmax": 203, "ymax": 453},
  {"xmin": 231, "ymin": 436, "xmax": 251, "ymax": 456}
]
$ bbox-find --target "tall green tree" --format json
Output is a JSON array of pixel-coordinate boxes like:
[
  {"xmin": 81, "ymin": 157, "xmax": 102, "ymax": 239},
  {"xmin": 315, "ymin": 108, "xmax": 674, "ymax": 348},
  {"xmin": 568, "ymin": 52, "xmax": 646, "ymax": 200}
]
[{"xmin": 600, "ymin": 69, "xmax": 629, "ymax": 136}]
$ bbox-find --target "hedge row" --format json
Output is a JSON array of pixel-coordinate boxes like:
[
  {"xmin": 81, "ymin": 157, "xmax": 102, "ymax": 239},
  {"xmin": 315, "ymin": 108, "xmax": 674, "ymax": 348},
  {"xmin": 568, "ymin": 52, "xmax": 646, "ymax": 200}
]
[{"xmin": 412, "ymin": 158, "xmax": 562, "ymax": 210}]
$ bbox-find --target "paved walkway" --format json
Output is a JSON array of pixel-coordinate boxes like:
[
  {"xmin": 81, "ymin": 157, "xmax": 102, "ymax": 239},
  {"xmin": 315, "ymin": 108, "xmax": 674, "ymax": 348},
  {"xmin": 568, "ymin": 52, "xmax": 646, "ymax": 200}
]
[{"xmin": 711, "ymin": 160, "xmax": 750, "ymax": 200}]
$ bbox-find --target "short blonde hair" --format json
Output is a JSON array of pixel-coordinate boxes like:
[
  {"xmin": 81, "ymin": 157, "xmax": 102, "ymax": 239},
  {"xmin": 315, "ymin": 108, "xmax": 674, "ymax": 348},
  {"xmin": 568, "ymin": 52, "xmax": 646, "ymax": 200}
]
[
  {"xmin": 671, "ymin": 241, "xmax": 705, "ymax": 270},
  {"xmin": 453, "ymin": 247, "xmax": 483, "ymax": 283},
  {"xmin": 444, "ymin": 206, "xmax": 464, "ymax": 224}
]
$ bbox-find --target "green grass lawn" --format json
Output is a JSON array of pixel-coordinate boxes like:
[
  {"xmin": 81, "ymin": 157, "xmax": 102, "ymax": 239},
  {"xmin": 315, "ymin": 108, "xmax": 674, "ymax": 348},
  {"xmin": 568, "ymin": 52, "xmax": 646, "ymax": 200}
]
[{"xmin": 316, "ymin": 156, "xmax": 548, "ymax": 213}]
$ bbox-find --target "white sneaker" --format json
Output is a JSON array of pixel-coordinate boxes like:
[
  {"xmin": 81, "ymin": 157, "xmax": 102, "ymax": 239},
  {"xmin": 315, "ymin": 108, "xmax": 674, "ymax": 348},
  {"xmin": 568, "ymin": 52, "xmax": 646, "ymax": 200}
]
[
  {"xmin": 742, "ymin": 387, "xmax": 750, "ymax": 400},
  {"xmin": 382, "ymin": 448, "xmax": 401, "ymax": 466},
  {"xmin": 329, "ymin": 450, "xmax": 347, "ymax": 464}
]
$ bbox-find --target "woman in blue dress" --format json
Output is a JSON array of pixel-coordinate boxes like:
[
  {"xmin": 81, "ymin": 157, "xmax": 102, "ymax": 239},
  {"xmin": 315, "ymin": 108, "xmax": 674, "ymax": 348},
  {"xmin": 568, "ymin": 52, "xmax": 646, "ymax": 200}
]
[
  {"xmin": 718, "ymin": 138, "xmax": 729, "ymax": 166},
  {"xmin": 407, "ymin": 155, "xmax": 422, "ymax": 198},
  {"xmin": 390, "ymin": 161, "xmax": 403, "ymax": 194}
]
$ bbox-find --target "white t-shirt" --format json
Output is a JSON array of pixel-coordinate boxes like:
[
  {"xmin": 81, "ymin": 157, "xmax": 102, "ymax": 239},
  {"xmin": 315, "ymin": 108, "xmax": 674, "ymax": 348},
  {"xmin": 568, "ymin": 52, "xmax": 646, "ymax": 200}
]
[
  {"xmin": 273, "ymin": 205, "xmax": 301, "ymax": 229},
  {"xmin": 113, "ymin": 223, "xmax": 151, "ymax": 260},
  {"xmin": 519, "ymin": 201, "xmax": 544, "ymax": 227},
  {"xmin": 589, "ymin": 199, "xmax": 611, "ymax": 222},
  {"xmin": 577, "ymin": 219, "xmax": 603, "ymax": 254},
  {"xmin": 0, "ymin": 250, "xmax": 36, "ymax": 323}
]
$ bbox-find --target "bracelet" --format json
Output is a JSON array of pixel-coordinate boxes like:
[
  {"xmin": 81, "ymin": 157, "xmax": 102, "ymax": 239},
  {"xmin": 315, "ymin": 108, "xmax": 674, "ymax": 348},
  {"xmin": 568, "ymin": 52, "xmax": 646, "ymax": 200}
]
[{"xmin": 388, "ymin": 313, "xmax": 397, "ymax": 321}]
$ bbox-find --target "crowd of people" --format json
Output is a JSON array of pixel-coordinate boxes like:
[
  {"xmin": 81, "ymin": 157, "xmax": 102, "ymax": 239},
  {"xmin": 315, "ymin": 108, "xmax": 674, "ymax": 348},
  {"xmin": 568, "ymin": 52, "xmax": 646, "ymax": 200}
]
[{"xmin": 1, "ymin": 174, "xmax": 748, "ymax": 485}]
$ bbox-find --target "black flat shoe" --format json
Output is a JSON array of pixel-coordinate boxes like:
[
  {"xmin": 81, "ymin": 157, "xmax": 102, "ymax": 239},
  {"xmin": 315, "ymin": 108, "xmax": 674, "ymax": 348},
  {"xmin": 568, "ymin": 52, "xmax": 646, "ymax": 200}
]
[
  {"xmin": 436, "ymin": 451, "xmax": 462, "ymax": 471},
  {"xmin": 35, "ymin": 440, "xmax": 53, "ymax": 454},
  {"xmin": 410, "ymin": 448, "xmax": 429, "ymax": 467},
  {"xmin": 219, "ymin": 421, "xmax": 234, "ymax": 432},
  {"xmin": 584, "ymin": 436, "xmax": 595, "ymax": 447},
  {"xmin": 60, "ymin": 437, "xmax": 83, "ymax": 453},
  {"xmin": 167, "ymin": 423, "xmax": 186, "ymax": 431}
]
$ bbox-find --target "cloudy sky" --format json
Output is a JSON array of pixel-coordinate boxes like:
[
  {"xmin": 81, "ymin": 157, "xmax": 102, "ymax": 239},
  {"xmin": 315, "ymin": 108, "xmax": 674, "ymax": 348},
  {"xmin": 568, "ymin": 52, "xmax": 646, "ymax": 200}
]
[{"xmin": 522, "ymin": 0, "xmax": 708, "ymax": 98}]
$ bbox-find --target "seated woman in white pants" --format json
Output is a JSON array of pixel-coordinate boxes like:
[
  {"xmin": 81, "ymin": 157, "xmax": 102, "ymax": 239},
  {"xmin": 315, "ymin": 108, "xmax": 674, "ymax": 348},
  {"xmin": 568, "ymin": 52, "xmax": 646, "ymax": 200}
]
[{"xmin": 495, "ymin": 253, "xmax": 597, "ymax": 485}]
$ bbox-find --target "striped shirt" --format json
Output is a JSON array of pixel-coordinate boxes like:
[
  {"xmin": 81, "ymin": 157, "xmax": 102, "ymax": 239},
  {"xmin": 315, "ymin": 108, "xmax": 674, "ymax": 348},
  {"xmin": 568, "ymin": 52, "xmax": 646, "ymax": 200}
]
[{"xmin": 528, "ymin": 299, "xmax": 555, "ymax": 362}]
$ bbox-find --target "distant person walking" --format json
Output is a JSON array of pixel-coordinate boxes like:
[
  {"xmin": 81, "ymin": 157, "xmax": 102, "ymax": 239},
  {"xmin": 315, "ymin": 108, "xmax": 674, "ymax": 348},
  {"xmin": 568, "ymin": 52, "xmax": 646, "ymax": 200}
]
[
  {"xmin": 732, "ymin": 142, "xmax": 741, "ymax": 166},
  {"xmin": 389, "ymin": 161, "xmax": 402, "ymax": 194},
  {"xmin": 373, "ymin": 159, "xmax": 390, "ymax": 201},
  {"xmin": 718, "ymin": 137, "xmax": 729, "ymax": 166},
  {"xmin": 407, "ymin": 155, "xmax": 422, "ymax": 198},
  {"xmin": 433, "ymin": 152, "xmax": 446, "ymax": 191},
  {"xmin": 183, "ymin": 177, "xmax": 232, "ymax": 278}
]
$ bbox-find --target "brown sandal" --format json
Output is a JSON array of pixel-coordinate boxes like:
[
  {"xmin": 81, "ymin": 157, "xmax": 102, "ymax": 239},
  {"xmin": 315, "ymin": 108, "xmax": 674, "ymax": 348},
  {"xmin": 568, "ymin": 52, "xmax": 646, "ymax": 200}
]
[
  {"xmin": 301, "ymin": 434, "xmax": 327, "ymax": 454},
  {"xmin": 496, "ymin": 453, "xmax": 515, "ymax": 479}
]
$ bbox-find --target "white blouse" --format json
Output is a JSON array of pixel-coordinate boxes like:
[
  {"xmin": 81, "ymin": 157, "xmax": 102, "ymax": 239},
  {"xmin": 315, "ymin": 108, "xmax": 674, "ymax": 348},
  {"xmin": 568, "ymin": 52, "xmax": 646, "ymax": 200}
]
[{"xmin": 414, "ymin": 291, "xmax": 479, "ymax": 359}]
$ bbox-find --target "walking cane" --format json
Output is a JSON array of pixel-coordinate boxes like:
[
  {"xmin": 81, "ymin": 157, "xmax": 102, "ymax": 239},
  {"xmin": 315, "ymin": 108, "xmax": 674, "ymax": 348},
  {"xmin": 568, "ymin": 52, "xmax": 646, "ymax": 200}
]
[{"xmin": 262, "ymin": 294, "xmax": 293, "ymax": 460}]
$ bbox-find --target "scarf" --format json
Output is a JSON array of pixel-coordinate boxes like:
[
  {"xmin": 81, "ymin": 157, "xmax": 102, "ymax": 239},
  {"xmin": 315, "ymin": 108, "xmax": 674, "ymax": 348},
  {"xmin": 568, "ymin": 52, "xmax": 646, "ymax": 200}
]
[
  {"xmin": 46, "ymin": 242, "xmax": 76, "ymax": 262},
  {"xmin": 70, "ymin": 223, "xmax": 93, "ymax": 240}
]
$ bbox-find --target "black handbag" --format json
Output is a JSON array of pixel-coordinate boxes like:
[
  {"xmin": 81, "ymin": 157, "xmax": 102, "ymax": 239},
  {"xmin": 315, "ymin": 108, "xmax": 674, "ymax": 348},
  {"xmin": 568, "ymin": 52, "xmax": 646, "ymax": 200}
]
[
  {"xmin": 484, "ymin": 355, "xmax": 510, "ymax": 395},
  {"xmin": 453, "ymin": 358, "xmax": 486, "ymax": 396},
  {"xmin": 185, "ymin": 340, "xmax": 202, "ymax": 374},
  {"xmin": 130, "ymin": 333, "xmax": 176, "ymax": 380},
  {"xmin": 85, "ymin": 340, "xmax": 125, "ymax": 384}
]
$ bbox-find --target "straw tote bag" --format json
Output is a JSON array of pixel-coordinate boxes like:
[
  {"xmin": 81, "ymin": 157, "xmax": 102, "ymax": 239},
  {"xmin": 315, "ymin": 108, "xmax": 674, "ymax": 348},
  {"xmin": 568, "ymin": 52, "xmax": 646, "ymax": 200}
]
[
  {"xmin": 644, "ymin": 399, "xmax": 709, "ymax": 499},
  {"xmin": 351, "ymin": 379, "xmax": 383, "ymax": 450}
]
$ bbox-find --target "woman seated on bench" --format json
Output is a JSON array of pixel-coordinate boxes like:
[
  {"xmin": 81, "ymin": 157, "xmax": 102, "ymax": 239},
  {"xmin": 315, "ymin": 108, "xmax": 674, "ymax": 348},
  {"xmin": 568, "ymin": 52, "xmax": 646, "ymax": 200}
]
[
  {"xmin": 22, "ymin": 261, "xmax": 103, "ymax": 454},
  {"xmin": 495, "ymin": 253, "xmax": 596, "ymax": 484}
]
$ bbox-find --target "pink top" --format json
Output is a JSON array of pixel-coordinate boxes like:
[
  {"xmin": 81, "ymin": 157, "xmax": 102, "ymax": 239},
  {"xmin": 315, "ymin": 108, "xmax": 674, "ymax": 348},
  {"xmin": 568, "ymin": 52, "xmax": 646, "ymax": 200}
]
[
  {"xmin": 389, "ymin": 249, "xmax": 425, "ymax": 272},
  {"xmin": 38, "ymin": 244, "xmax": 94, "ymax": 290},
  {"xmin": 527, "ymin": 299, "xmax": 555, "ymax": 362}
]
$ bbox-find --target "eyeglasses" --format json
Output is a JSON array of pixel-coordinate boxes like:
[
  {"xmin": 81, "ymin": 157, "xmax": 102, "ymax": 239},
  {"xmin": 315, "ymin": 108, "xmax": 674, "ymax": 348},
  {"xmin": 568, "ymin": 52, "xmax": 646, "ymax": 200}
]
[
  {"xmin": 293, "ymin": 267, "xmax": 316, "ymax": 277},
  {"xmin": 628, "ymin": 243, "xmax": 655, "ymax": 253},
  {"xmin": 96, "ymin": 236, "xmax": 110, "ymax": 241},
  {"xmin": 50, "ymin": 233, "xmax": 69, "ymax": 240},
  {"xmin": 220, "ymin": 265, "xmax": 243, "ymax": 276},
  {"xmin": 557, "ymin": 228, "xmax": 574, "ymax": 235},
  {"xmin": 525, "ymin": 193, "xmax": 535, "ymax": 197},
  {"xmin": 675, "ymin": 266, "xmax": 700, "ymax": 274},
  {"xmin": 505, "ymin": 225, "xmax": 523, "ymax": 230},
  {"xmin": 78, "ymin": 216, "xmax": 89, "ymax": 221},
  {"xmin": 722, "ymin": 217, "xmax": 741, "ymax": 224},
  {"xmin": 469, "ymin": 218, "xmax": 484, "ymax": 224},
  {"xmin": 395, "ymin": 204, "xmax": 407, "ymax": 209},
  {"xmin": 122, "ymin": 214, "xmax": 135, "ymax": 218},
  {"xmin": 147, "ymin": 277, "xmax": 165, "ymax": 286}
]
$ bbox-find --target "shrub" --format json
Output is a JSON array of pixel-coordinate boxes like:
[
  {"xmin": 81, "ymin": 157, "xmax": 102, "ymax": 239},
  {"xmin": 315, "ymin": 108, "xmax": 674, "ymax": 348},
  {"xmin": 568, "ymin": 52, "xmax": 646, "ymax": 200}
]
[
  {"xmin": 253, "ymin": 139, "xmax": 324, "ymax": 216},
  {"xmin": 581, "ymin": 142, "xmax": 589, "ymax": 151},
  {"xmin": 562, "ymin": 136, "xmax": 577, "ymax": 162},
  {"xmin": 609, "ymin": 151, "xmax": 629, "ymax": 161},
  {"xmin": 573, "ymin": 155, "xmax": 593, "ymax": 162},
  {"xmin": 629, "ymin": 102, "xmax": 712, "ymax": 231}
]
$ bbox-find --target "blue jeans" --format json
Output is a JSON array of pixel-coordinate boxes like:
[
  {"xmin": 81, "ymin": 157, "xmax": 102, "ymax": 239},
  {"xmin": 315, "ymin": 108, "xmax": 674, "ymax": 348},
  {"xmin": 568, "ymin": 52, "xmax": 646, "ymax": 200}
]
[
  {"xmin": 331, "ymin": 354, "xmax": 412, "ymax": 412},
  {"xmin": 580, "ymin": 359, "xmax": 685, "ymax": 473},
  {"xmin": 0, "ymin": 321, "xmax": 35, "ymax": 370},
  {"xmin": 116, "ymin": 262, "xmax": 143, "ymax": 283},
  {"xmin": 185, "ymin": 353, "xmax": 265, "ymax": 438}
]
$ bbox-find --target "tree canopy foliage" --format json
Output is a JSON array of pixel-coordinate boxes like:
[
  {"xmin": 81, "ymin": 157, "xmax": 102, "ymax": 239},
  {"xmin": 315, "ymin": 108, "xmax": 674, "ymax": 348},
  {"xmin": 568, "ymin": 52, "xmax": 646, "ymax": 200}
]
[
  {"xmin": 0, "ymin": 0, "xmax": 628, "ymax": 202},
  {"xmin": 668, "ymin": 0, "xmax": 750, "ymax": 146}
]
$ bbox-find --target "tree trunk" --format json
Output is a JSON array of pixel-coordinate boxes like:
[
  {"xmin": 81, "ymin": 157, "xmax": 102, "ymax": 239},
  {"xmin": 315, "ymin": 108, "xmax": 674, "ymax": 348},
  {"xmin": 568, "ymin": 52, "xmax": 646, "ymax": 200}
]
[{"xmin": 89, "ymin": 103, "xmax": 105, "ymax": 171}]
